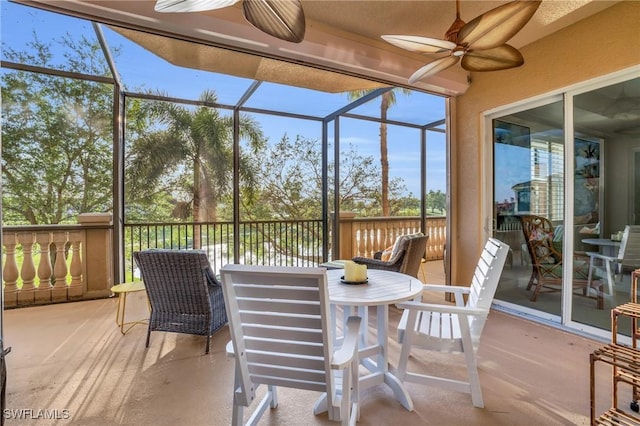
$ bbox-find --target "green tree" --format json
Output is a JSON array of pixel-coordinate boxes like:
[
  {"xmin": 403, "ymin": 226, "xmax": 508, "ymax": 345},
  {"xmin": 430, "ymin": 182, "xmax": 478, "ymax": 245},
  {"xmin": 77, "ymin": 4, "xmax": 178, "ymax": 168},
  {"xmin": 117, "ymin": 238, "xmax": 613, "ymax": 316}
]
[
  {"xmin": 426, "ymin": 189, "xmax": 446, "ymax": 214},
  {"xmin": 126, "ymin": 90, "xmax": 265, "ymax": 224},
  {"xmin": 347, "ymin": 88, "xmax": 411, "ymax": 216},
  {"xmin": 242, "ymin": 134, "xmax": 407, "ymax": 220},
  {"xmin": 1, "ymin": 34, "xmax": 114, "ymax": 224}
]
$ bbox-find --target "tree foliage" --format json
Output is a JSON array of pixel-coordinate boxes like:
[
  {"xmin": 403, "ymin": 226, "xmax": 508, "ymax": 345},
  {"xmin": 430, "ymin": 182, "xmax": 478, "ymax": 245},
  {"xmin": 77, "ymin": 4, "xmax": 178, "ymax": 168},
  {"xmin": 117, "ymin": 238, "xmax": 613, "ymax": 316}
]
[
  {"xmin": 426, "ymin": 189, "xmax": 446, "ymax": 214},
  {"xmin": 125, "ymin": 90, "xmax": 265, "ymax": 223},
  {"xmin": 347, "ymin": 88, "xmax": 411, "ymax": 216},
  {"xmin": 240, "ymin": 134, "xmax": 408, "ymax": 220},
  {"xmin": 1, "ymin": 34, "xmax": 114, "ymax": 224}
]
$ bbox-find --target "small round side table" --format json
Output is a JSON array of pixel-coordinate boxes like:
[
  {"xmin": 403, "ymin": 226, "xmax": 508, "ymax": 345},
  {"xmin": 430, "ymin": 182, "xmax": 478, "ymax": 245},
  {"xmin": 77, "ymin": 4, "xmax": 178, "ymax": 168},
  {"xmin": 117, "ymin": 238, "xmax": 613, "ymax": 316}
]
[{"xmin": 110, "ymin": 281, "xmax": 148, "ymax": 335}]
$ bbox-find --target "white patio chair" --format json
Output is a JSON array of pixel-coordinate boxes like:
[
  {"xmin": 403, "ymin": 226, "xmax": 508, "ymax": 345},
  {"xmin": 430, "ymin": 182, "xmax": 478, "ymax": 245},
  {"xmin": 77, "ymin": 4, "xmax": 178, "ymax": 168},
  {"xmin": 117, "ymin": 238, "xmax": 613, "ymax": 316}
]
[
  {"xmin": 220, "ymin": 265, "xmax": 361, "ymax": 426},
  {"xmin": 394, "ymin": 238, "xmax": 509, "ymax": 408},
  {"xmin": 587, "ymin": 225, "xmax": 640, "ymax": 303}
]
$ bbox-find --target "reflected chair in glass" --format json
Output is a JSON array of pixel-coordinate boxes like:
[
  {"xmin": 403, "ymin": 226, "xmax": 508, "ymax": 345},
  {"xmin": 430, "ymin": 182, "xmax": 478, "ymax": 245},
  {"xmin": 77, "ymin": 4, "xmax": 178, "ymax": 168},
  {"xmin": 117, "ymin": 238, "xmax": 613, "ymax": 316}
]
[
  {"xmin": 518, "ymin": 215, "xmax": 603, "ymax": 308},
  {"xmin": 220, "ymin": 265, "xmax": 361, "ymax": 426},
  {"xmin": 394, "ymin": 238, "xmax": 509, "ymax": 408},
  {"xmin": 587, "ymin": 225, "xmax": 640, "ymax": 304}
]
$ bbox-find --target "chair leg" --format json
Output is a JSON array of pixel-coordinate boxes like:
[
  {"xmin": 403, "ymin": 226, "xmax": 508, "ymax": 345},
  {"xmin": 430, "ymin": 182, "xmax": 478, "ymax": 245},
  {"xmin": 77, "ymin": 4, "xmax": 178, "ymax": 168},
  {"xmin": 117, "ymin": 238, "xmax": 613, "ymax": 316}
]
[
  {"xmin": 145, "ymin": 325, "xmax": 152, "ymax": 348},
  {"xmin": 587, "ymin": 256, "xmax": 596, "ymax": 289},
  {"xmin": 530, "ymin": 279, "xmax": 543, "ymax": 302},
  {"xmin": 269, "ymin": 385, "xmax": 278, "ymax": 408},
  {"xmin": 205, "ymin": 335, "xmax": 210, "ymax": 354},
  {"xmin": 232, "ymin": 398, "xmax": 243, "ymax": 426},
  {"xmin": 463, "ymin": 347, "xmax": 483, "ymax": 408},
  {"xmin": 418, "ymin": 259, "xmax": 427, "ymax": 283},
  {"xmin": 460, "ymin": 320, "xmax": 484, "ymax": 408},
  {"xmin": 526, "ymin": 269, "xmax": 537, "ymax": 291},
  {"xmin": 604, "ymin": 261, "xmax": 617, "ymax": 306},
  {"xmin": 231, "ymin": 364, "xmax": 244, "ymax": 426},
  {"xmin": 396, "ymin": 310, "xmax": 419, "ymax": 381}
]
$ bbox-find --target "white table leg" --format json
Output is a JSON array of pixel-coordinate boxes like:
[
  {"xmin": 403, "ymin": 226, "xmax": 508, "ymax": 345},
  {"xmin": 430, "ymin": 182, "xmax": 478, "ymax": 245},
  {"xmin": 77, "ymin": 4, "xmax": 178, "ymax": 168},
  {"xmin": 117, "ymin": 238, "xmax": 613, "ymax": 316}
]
[{"xmin": 319, "ymin": 302, "xmax": 414, "ymax": 413}]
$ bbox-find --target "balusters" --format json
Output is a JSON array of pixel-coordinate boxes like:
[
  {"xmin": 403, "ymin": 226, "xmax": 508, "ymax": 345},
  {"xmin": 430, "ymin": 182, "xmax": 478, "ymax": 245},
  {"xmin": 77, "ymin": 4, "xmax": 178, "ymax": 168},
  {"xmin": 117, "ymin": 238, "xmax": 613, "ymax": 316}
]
[
  {"xmin": 345, "ymin": 217, "xmax": 446, "ymax": 261},
  {"xmin": 17, "ymin": 232, "xmax": 36, "ymax": 305},
  {"xmin": 3, "ymin": 232, "xmax": 19, "ymax": 308},
  {"xmin": 69, "ymin": 231, "xmax": 83, "ymax": 299},
  {"xmin": 356, "ymin": 226, "xmax": 365, "ymax": 257},
  {"xmin": 35, "ymin": 232, "xmax": 53, "ymax": 303},
  {"xmin": 2, "ymin": 224, "xmax": 95, "ymax": 306},
  {"xmin": 51, "ymin": 231, "xmax": 69, "ymax": 302}
]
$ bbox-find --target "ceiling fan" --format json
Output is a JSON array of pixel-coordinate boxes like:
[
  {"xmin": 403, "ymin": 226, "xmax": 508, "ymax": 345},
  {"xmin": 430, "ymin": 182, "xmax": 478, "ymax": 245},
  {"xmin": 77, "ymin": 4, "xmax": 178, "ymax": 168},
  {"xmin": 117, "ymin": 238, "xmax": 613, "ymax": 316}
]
[
  {"xmin": 382, "ymin": 0, "xmax": 542, "ymax": 84},
  {"xmin": 154, "ymin": 0, "xmax": 305, "ymax": 43}
]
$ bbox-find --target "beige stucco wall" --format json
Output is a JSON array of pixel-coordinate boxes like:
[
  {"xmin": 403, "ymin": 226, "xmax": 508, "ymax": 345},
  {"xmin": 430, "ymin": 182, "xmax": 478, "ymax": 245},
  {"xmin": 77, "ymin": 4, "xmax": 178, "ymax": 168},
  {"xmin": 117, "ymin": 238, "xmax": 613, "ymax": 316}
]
[{"xmin": 451, "ymin": 1, "xmax": 640, "ymax": 284}]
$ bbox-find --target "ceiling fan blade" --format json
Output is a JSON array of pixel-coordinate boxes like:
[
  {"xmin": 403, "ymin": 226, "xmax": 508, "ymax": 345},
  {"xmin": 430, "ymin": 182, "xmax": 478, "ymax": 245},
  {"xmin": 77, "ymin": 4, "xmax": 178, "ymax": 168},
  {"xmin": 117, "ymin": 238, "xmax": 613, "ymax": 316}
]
[
  {"xmin": 461, "ymin": 44, "xmax": 524, "ymax": 72},
  {"xmin": 409, "ymin": 56, "xmax": 460, "ymax": 84},
  {"xmin": 155, "ymin": 0, "xmax": 239, "ymax": 13},
  {"xmin": 458, "ymin": 0, "xmax": 542, "ymax": 51},
  {"xmin": 381, "ymin": 35, "xmax": 456, "ymax": 54},
  {"xmin": 242, "ymin": 0, "xmax": 306, "ymax": 43}
]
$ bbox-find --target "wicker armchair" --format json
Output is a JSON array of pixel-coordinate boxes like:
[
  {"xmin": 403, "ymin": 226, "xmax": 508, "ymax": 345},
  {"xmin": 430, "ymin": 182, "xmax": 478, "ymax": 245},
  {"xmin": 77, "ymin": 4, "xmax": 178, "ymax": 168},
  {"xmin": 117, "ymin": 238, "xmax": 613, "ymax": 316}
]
[
  {"xmin": 352, "ymin": 233, "xmax": 429, "ymax": 279},
  {"xmin": 518, "ymin": 215, "xmax": 603, "ymax": 308},
  {"xmin": 133, "ymin": 249, "xmax": 227, "ymax": 354}
]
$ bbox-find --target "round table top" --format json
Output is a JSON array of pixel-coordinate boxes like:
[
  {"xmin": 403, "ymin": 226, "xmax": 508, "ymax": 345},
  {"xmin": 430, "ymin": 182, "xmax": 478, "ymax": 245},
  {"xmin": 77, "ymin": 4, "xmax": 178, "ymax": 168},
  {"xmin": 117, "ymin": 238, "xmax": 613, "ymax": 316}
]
[
  {"xmin": 111, "ymin": 280, "xmax": 145, "ymax": 293},
  {"xmin": 582, "ymin": 238, "xmax": 621, "ymax": 247},
  {"xmin": 326, "ymin": 268, "xmax": 422, "ymax": 306}
]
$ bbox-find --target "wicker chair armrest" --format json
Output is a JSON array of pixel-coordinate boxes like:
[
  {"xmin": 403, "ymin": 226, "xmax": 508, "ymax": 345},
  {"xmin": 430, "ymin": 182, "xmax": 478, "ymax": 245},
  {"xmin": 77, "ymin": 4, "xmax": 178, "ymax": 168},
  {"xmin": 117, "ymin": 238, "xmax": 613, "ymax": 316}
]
[
  {"xmin": 203, "ymin": 264, "xmax": 222, "ymax": 288},
  {"xmin": 353, "ymin": 249, "xmax": 406, "ymax": 271}
]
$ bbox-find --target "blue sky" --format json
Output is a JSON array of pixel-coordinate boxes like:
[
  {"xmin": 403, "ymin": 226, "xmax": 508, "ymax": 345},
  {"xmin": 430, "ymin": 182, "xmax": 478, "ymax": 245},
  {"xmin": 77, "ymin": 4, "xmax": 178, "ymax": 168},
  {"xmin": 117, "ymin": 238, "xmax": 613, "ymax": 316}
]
[{"xmin": 1, "ymin": 0, "xmax": 447, "ymax": 196}]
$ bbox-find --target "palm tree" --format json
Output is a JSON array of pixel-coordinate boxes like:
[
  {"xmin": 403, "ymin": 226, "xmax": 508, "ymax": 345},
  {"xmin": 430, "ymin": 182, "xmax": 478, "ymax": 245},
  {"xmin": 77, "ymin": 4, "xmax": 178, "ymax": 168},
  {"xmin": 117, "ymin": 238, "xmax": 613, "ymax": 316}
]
[
  {"xmin": 127, "ymin": 89, "xmax": 265, "ymax": 229},
  {"xmin": 348, "ymin": 89, "xmax": 411, "ymax": 216}
]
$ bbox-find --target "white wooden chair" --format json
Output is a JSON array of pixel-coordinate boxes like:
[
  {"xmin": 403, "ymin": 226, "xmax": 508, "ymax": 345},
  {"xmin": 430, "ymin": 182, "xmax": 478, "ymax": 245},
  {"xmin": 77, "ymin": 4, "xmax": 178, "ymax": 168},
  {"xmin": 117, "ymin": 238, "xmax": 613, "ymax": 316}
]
[
  {"xmin": 587, "ymin": 225, "xmax": 640, "ymax": 303},
  {"xmin": 220, "ymin": 265, "xmax": 361, "ymax": 426},
  {"xmin": 394, "ymin": 238, "xmax": 509, "ymax": 408}
]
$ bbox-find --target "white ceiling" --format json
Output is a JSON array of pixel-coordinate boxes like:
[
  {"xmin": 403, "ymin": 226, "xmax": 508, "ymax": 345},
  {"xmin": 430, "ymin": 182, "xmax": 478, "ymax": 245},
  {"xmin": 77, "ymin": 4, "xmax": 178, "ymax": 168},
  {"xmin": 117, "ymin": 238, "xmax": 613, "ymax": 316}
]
[{"xmin": 16, "ymin": 0, "xmax": 621, "ymax": 95}]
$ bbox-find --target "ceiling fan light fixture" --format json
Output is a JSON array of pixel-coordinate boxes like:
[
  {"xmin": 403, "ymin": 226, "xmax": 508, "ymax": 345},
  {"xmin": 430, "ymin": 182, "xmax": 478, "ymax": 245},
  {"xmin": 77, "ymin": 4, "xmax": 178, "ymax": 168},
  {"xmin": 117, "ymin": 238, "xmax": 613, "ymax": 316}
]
[{"xmin": 602, "ymin": 88, "xmax": 640, "ymax": 120}]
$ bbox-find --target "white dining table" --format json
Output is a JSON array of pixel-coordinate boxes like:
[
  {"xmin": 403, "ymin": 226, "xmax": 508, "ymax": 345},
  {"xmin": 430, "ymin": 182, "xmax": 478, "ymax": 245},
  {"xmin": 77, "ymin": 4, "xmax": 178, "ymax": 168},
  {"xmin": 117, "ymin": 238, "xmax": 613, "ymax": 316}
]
[
  {"xmin": 314, "ymin": 268, "xmax": 423, "ymax": 414},
  {"xmin": 582, "ymin": 238, "xmax": 621, "ymax": 257}
]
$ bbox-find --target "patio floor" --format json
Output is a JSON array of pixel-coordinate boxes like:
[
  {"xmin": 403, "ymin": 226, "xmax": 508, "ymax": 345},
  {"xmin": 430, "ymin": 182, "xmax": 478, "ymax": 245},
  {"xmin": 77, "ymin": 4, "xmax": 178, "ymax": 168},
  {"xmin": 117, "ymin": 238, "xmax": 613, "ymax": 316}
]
[{"xmin": 2, "ymin": 261, "xmax": 624, "ymax": 425}]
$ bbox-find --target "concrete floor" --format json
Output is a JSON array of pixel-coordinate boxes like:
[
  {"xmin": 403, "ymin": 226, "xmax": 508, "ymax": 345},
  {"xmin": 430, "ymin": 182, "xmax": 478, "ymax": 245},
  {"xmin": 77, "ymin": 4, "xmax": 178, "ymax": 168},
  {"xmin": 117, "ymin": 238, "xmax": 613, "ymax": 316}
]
[{"xmin": 1, "ymin": 262, "xmax": 628, "ymax": 425}]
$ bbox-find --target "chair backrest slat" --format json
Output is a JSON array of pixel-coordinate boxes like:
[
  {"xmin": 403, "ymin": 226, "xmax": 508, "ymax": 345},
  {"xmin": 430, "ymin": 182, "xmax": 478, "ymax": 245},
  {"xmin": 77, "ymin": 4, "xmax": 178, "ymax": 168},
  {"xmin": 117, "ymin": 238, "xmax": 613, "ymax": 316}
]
[
  {"xmin": 242, "ymin": 324, "xmax": 324, "ymax": 345},
  {"xmin": 466, "ymin": 238, "xmax": 510, "ymax": 340},
  {"xmin": 238, "ymin": 311, "xmax": 322, "ymax": 329}
]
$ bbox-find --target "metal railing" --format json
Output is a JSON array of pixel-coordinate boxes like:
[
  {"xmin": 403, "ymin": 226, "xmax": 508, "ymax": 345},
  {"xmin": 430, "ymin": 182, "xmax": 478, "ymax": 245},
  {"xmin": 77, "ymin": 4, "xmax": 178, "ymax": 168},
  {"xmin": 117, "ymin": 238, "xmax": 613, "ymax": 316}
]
[{"xmin": 123, "ymin": 219, "xmax": 324, "ymax": 279}]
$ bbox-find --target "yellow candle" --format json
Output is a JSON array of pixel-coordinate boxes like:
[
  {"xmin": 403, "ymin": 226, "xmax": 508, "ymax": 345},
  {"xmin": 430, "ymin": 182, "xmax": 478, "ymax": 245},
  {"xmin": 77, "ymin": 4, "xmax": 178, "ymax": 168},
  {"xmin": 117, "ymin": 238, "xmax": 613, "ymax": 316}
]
[
  {"xmin": 354, "ymin": 263, "xmax": 367, "ymax": 281},
  {"xmin": 344, "ymin": 260, "xmax": 357, "ymax": 282},
  {"xmin": 344, "ymin": 261, "xmax": 367, "ymax": 282}
]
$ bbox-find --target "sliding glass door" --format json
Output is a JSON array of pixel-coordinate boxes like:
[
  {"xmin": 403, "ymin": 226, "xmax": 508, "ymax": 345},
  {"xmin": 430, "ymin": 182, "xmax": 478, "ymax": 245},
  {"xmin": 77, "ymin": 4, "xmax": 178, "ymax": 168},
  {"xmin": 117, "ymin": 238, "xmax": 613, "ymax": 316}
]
[
  {"xmin": 571, "ymin": 77, "xmax": 640, "ymax": 333},
  {"xmin": 490, "ymin": 71, "xmax": 640, "ymax": 335},
  {"xmin": 492, "ymin": 99, "xmax": 565, "ymax": 320}
]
